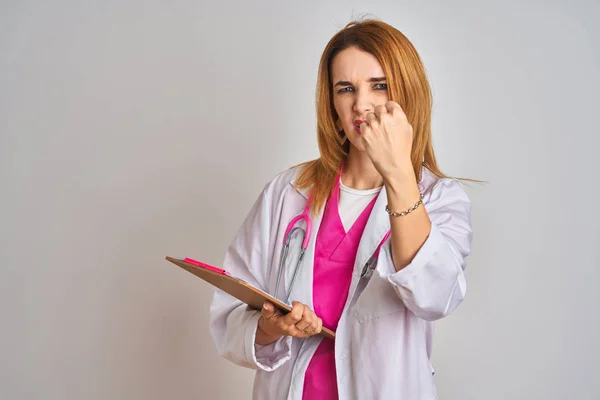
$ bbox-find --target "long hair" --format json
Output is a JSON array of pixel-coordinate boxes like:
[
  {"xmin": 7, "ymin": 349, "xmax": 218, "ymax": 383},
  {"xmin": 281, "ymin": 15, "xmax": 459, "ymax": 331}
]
[{"xmin": 294, "ymin": 19, "xmax": 448, "ymax": 216}]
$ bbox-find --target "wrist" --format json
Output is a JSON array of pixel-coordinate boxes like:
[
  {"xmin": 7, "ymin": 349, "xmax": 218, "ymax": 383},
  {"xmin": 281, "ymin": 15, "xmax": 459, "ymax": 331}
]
[
  {"xmin": 383, "ymin": 165, "xmax": 418, "ymax": 195},
  {"xmin": 383, "ymin": 165, "xmax": 422, "ymax": 212},
  {"xmin": 256, "ymin": 321, "xmax": 282, "ymax": 345}
]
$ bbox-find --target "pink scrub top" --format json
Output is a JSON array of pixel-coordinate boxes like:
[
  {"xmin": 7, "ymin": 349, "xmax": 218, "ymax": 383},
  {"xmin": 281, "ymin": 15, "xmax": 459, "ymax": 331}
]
[{"xmin": 302, "ymin": 175, "xmax": 379, "ymax": 399}]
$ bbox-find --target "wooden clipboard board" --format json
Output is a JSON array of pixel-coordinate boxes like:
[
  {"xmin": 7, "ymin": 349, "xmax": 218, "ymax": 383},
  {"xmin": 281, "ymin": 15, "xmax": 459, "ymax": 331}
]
[{"xmin": 165, "ymin": 256, "xmax": 335, "ymax": 340}]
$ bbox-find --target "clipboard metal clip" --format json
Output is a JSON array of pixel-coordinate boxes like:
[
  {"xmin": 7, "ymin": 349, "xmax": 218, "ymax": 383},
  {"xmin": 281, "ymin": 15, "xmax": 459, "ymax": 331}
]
[{"xmin": 184, "ymin": 258, "xmax": 230, "ymax": 276}]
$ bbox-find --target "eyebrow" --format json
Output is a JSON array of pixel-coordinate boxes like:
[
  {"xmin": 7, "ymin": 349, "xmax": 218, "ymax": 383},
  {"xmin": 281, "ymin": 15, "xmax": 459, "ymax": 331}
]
[{"xmin": 334, "ymin": 77, "xmax": 387, "ymax": 87}]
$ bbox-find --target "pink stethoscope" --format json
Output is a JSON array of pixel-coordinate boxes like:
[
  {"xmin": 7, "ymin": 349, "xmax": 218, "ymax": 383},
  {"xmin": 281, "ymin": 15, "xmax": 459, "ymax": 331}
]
[
  {"xmin": 274, "ymin": 197, "xmax": 313, "ymax": 303},
  {"xmin": 274, "ymin": 172, "xmax": 392, "ymax": 303}
]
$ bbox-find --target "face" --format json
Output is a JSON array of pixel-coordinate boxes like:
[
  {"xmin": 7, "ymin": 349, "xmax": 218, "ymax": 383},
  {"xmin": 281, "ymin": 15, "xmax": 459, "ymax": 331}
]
[{"xmin": 330, "ymin": 46, "xmax": 389, "ymax": 151}]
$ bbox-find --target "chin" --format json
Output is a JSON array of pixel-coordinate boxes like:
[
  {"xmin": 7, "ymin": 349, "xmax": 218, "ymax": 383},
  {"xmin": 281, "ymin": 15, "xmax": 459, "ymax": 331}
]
[{"xmin": 346, "ymin": 137, "xmax": 366, "ymax": 153}]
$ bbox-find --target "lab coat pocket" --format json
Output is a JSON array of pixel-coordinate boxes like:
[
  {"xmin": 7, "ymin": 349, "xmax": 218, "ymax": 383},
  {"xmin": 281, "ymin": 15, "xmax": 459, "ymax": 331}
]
[{"xmin": 353, "ymin": 272, "xmax": 405, "ymax": 323}]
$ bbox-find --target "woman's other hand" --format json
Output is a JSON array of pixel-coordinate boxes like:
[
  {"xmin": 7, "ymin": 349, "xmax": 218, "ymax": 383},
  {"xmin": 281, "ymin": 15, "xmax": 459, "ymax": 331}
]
[{"xmin": 255, "ymin": 301, "xmax": 323, "ymax": 345}]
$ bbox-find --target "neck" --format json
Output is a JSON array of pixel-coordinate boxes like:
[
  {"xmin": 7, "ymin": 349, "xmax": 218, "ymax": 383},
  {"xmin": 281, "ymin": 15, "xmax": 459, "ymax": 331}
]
[{"xmin": 341, "ymin": 146, "xmax": 384, "ymax": 190}]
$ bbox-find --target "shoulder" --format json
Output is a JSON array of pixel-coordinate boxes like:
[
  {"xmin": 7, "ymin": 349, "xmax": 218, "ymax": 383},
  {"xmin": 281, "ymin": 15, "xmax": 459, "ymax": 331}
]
[{"xmin": 259, "ymin": 165, "xmax": 304, "ymax": 200}]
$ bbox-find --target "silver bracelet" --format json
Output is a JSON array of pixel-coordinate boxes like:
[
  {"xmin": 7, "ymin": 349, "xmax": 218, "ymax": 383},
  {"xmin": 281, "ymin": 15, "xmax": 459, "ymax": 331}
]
[{"xmin": 385, "ymin": 193, "xmax": 424, "ymax": 217}]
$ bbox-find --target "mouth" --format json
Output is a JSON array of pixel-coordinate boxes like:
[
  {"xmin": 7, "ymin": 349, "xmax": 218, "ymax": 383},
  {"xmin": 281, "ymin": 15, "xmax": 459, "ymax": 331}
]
[{"xmin": 353, "ymin": 120, "xmax": 366, "ymax": 134}]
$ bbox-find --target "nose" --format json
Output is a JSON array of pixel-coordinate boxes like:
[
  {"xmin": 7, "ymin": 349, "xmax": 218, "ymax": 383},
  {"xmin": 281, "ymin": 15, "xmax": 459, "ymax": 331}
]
[{"xmin": 352, "ymin": 86, "xmax": 374, "ymax": 116}]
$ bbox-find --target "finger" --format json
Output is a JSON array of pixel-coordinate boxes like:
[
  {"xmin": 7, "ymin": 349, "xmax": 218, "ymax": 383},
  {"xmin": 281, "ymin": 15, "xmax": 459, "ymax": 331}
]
[
  {"xmin": 294, "ymin": 306, "xmax": 314, "ymax": 331},
  {"xmin": 298, "ymin": 310, "xmax": 321, "ymax": 337},
  {"xmin": 283, "ymin": 301, "xmax": 304, "ymax": 327},
  {"xmin": 366, "ymin": 112, "xmax": 378, "ymax": 126},
  {"xmin": 314, "ymin": 317, "xmax": 323, "ymax": 335},
  {"xmin": 295, "ymin": 324, "xmax": 313, "ymax": 338},
  {"xmin": 294, "ymin": 320, "xmax": 311, "ymax": 332},
  {"xmin": 261, "ymin": 302, "xmax": 279, "ymax": 321},
  {"xmin": 298, "ymin": 318, "xmax": 321, "ymax": 338},
  {"xmin": 282, "ymin": 320, "xmax": 300, "ymax": 337},
  {"xmin": 259, "ymin": 302, "xmax": 283, "ymax": 335},
  {"xmin": 298, "ymin": 314, "xmax": 320, "ymax": 338},
  {"xmin": 359, "ymin": 120, "xmax": 372, "ymax": 137},
  {"xmin": 277, "ymin": 303, "xmax": 302, "ymax": 336},
  {"xmin": 374, "ymin": 104, "xmax": 387, "ymax": 119},
  {"xmin": 310, "ymin": 315, "xmax": 321, "ymax": 334},
  {"xmin": 385, "ymin": 101, "xmax": 404, "ymax": 117},
  {"xmin": 310, "ymin": 317, "xmax": 323, "ymax": 335}
]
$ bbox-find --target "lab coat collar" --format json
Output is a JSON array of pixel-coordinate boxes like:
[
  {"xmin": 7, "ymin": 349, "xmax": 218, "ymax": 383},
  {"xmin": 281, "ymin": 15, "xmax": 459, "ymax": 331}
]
[
  {"xmin": 291, "ymin": 183, "xmax": 311, "ymax": 200},
  {"xmin": 289, "ymin": 172, "xmax": 310, "ymax": 200}
]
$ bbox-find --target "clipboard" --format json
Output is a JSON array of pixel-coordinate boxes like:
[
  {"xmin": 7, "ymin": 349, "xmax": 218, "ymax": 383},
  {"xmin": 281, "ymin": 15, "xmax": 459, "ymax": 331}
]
[{"xmin": 165, "ymin": 256, "xmax": 335, "ymax": 340}]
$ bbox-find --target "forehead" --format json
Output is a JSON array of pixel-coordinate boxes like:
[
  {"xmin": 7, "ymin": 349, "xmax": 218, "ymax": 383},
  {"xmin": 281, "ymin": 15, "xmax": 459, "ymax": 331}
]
[{"xmin": 330, "ymin": 46, "xmax": 385, "ymax": 81}]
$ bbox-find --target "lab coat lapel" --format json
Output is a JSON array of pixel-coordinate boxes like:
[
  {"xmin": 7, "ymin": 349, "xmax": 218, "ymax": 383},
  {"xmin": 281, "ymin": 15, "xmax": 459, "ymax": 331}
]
[
  {"xmin": 351, "ymin": 167, "xmax": 429, "ymax": 281},
  {"xmin": 286, "ymin": 181, "xmax": 322, "ymax": 310},
  {"xmin": 342, "ymin": 185, "xmax": 390, "ymax": 314}
]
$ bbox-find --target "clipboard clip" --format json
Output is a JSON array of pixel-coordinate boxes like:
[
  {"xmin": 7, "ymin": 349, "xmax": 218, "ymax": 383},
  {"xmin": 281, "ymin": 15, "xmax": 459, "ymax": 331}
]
[{"xmin": 184, "ymin": 258, "xmax": 230, "ymax": 276}]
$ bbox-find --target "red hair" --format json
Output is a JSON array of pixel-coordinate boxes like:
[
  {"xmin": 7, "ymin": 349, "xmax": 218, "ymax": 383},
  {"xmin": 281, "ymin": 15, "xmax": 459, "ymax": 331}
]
[{"xmin": 294, "ymin": 19, "xmax": 449, "ymax": 215}]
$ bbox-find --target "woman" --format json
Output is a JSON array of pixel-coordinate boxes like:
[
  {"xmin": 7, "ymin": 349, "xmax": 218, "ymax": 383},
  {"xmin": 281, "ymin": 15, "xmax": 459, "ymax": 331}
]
[{"xmin": 210, "ymin": 19, "xmax": 472, "ymax": 399}]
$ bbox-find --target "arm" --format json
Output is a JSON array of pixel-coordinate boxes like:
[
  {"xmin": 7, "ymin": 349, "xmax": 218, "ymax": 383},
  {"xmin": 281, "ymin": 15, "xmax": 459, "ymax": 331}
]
[
  {"xmin": 383, "ymin": 165, "xmax": 432, "ymax": 272},
  {"xmin": 359, "ymin": 101, "xmax": 472, "ymax": 321},
  {"xmin": 209, "ymin": 186, "xmax": 293, "ymax": 371},
  {"xmin": 380, "ymin": 177, "xmax": 472, "ymax": 321}
]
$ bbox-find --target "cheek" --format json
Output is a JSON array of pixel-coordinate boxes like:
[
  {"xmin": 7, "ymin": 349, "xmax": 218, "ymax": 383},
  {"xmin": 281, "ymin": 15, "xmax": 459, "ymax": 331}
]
[
  {"xmin": 333, "ymin": 96, "xmax": 351, "ymax": 119},
  {"xmin": 332, "ymin": 97, "xmax": 342, "ymax": 115},
  {"xmin": 378, "ymin": 91, "xmax": 390, "ymax": 103}
]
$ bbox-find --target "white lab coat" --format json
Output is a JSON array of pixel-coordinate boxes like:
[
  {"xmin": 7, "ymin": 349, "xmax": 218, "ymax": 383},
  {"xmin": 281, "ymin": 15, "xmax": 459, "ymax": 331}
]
[{"xmin": 209, "ymin": 165, "xmax": 472, "ymax": 400}]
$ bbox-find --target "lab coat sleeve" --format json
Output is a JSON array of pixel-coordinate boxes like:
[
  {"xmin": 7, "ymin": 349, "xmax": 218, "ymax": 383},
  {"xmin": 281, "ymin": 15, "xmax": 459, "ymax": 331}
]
[
  {"xmin": 209, "ymin": 185, "xmax": 293, "ymax": 371},
  {"xmin": 381, "ymin": 178, "xmax": 472, "ymax": 321}
]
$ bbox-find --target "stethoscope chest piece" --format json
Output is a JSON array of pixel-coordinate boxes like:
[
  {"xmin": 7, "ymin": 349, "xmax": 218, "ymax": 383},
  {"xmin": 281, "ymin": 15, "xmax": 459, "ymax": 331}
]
[{"xmin": 360, "ymin": 256, "xmax": 378, "ymax": 279}]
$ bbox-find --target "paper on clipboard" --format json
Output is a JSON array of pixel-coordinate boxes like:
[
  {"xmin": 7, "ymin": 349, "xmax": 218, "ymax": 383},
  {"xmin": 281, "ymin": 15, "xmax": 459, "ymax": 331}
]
[{"xmin": 165, "ymin": 256, "xmax": 335, "ymax": 340}]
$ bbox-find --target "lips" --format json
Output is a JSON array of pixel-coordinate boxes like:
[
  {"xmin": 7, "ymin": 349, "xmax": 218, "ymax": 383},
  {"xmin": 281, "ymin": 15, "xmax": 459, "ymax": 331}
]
[{"xmin": 354, "ymin": 120, "xmax": 366, "ymax": 134}]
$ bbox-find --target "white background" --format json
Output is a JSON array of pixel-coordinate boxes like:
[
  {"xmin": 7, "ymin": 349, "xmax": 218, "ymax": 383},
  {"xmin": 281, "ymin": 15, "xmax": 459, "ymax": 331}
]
[{"xmin": 1, "ymin": 1, "xmax": 598, "ymax": 399}]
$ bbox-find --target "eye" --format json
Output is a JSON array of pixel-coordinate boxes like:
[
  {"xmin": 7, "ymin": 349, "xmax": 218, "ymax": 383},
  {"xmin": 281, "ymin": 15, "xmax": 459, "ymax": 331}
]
[
  {"xmin": 374, "ymin": 83, "xmax": 388, "ymax": 90},
  {"xmin": 338, "ymin": 87, "xmax": 354, "ymax": 93}
]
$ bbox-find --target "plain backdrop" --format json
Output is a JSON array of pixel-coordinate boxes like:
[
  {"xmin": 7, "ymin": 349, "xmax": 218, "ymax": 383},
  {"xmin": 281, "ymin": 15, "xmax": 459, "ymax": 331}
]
[{"xmin": 1, "ymin": 1, "xmax": 599, "ymax": 399}]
